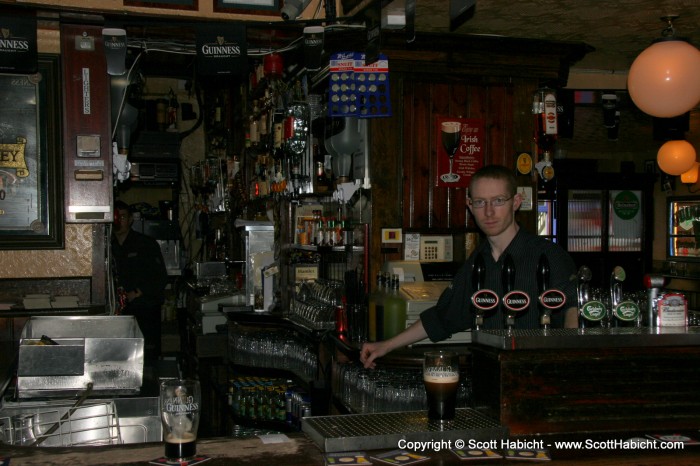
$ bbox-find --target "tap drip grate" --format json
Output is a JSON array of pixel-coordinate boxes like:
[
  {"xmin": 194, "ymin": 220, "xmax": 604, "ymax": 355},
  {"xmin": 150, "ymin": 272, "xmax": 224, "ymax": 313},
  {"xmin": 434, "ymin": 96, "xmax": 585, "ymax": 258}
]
[{"xmin": 302, "ymin": 408, "xmax": 507, "ymax": 452}]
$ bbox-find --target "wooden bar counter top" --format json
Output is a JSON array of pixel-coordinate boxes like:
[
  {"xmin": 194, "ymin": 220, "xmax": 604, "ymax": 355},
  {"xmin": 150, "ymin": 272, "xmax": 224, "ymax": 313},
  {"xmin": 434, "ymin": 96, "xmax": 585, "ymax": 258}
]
[{"xmin": 3, "ymin": 432, "xmax": 700, "ymax": 465}]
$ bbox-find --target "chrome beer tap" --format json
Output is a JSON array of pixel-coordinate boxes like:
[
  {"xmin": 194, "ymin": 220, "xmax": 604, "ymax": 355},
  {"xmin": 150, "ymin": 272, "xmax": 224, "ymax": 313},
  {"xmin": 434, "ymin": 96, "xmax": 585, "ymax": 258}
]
[
  {"xmin": 609, "ymin": 266, "xmax": 626, "ymax": 327},
  {"xmin": 502, "ymin": 253, "xmax": 517, "ymax": 331},
  {"xmin": 470, "ymin": 252, "xmax": 499, "ymax": 332},
  {"xmin": 471, "ymin": 253, "xmax": 486, "ymax": 330},
  {"xmin": 537, "ymin": 254, "xmax": 551, "ymax": 330},
  {"xmin": 577, "ymin": 265, "xmax": 592, "ymax": 327},
  {"xmin": 643, "ymin": 274, "xmax": 666, "ymax": 328}
]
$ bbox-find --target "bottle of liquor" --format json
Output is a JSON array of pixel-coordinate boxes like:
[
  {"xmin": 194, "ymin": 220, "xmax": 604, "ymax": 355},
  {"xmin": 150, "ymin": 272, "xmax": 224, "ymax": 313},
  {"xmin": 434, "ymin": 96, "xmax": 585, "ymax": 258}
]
[
  {"xmin": 383, "ymin": 274, "xmax": 407, "ymax": 340},
  {"xmin": 533, "ymin": 87, "xmax": 558, "ymax": 151},
  {"xmin": 249, "ymin": 100, "xmax": 260, "ymax": 146},
  {"xmin": 533, "ymin": 87, "xmax": 558, "ymax": 200},
  {"xmin": 368, "ymin": 271, "xmax": 385, "ymax": 342}
]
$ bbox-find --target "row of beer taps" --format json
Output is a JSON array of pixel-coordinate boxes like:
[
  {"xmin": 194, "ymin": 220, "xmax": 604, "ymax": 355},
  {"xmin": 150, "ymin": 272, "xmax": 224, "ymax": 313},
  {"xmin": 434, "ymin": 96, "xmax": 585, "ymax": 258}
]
[{"xmin": 470, "ymin": 251, "xmax": 669, "ymax": 331}]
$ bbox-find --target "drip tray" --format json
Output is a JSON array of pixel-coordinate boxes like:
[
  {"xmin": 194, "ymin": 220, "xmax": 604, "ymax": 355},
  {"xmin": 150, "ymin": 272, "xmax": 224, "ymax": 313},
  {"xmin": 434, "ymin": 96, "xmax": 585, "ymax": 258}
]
[{"xmin": 302, "ymin": 408, "xmax": 507, "ymax": 453}]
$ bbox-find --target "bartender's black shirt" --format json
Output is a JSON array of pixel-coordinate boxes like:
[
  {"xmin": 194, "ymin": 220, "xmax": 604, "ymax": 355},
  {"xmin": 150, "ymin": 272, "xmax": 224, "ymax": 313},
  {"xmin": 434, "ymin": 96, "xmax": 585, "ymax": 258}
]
[{"xmin": 420, "ymin": 227, "xmax": 577, "ymax": 341}]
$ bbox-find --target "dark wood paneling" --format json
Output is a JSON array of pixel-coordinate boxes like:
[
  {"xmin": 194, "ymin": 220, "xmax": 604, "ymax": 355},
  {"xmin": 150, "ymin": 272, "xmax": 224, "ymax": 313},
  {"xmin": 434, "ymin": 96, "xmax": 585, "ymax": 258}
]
[
  {"xmin": 366, "ymin": 35, "xmax": 586, "ymax": 280},
  {"xmin": 400, "ymin": 80, "xmax": 518, "ymax": 229},
  {"xmin": 472, "ymin": 345, "xmax": 700, "ymax": 435}
]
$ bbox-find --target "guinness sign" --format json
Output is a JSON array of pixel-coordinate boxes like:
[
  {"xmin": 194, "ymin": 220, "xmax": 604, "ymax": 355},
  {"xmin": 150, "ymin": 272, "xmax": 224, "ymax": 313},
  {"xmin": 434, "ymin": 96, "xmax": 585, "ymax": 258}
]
[
  {"xmin": 471, "ymin": 289, "xmax": 499, "ymax": 311},
  {"xmin": 503, "ymin": 290, "xmax": 530, "ymax": 313},
  {"xmin": 0, "ymin": 10, "xmax": 37, "ymax": 74},
  {"xmin": 196, "ymin": 23, "xmax": 247, "ymax": 76},
  {"xmin": 538, "ymin": 289, "xmax": 566, "ymax": 310}
]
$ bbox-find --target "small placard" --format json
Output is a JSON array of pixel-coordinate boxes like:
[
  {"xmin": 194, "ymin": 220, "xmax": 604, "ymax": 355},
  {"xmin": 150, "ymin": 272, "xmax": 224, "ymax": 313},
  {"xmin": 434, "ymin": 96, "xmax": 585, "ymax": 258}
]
[{"xmin": 295, "ymin": 265, "xmax": 319, "ymax": 282}]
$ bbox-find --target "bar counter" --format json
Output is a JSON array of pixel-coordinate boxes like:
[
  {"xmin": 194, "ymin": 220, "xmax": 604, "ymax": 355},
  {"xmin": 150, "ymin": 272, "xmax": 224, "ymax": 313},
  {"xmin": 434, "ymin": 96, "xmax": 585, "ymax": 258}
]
[{"xmin": 3, "ymin": 431, "xmax": 700, "ymax": 465}]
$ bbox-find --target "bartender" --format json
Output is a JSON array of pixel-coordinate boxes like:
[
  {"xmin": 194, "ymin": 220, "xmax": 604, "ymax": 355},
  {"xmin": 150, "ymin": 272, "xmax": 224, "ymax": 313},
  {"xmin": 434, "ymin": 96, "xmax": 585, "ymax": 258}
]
[
  {"xmin": 361, "ymin": 164, "xmax": 578, "ymax": 368},
  {"xmin": 112, "ymin": 200, "xmax": 168, "ymax": 361}
]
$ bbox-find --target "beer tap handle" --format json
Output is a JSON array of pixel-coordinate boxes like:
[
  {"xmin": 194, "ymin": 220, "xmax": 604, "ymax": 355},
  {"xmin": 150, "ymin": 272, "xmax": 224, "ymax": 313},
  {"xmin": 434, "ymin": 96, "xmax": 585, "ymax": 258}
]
[
  {"xmin": 643, "ymin": 274, "xmax": 666, "ymax": 328},
  {"xmin": 471, "ymin": 253, "xmax": 486, "ymax": 329},
  {"xmin": 537, "ymin": 254, "xmax": 550, "ymax": 294},
  {"xmin": 502, "ymin": 253, "xmax": 516, "ymax": 329},
  {"xmin": 502, "ymin": 253, "xmax": 515, "ymax": 292},
  {"xmin": 610, "ymin": 266, "xmax": 626, "ymax": 308},
  {"xmin": 537, "ymin": 254, "xmax": 551, "ymax": 328},
  {"xmin": 577, "ymin": 265, "xmax": 592, "ymax": 310},
  {"xmin": 472, "ymin": 253, "xmax": 485, "ymax": 290}
]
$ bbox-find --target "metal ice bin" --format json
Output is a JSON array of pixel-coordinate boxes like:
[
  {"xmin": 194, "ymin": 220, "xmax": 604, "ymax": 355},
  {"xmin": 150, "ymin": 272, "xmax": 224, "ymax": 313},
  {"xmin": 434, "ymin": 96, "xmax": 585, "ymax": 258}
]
[{"xmin": 17, "ymin": 316, "xmax": 144, "ymax": 398}]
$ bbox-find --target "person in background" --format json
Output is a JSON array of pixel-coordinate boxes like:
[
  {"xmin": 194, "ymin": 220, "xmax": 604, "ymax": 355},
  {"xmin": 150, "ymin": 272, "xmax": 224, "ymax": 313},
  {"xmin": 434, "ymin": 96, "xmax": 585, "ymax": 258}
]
[
  {"xmin": 112, "ymin": 200, "xmax": 168, "ymax": 361},
  {"xmin": 360, "ymin": 164, "xmax": 578, "ymax": 369}
]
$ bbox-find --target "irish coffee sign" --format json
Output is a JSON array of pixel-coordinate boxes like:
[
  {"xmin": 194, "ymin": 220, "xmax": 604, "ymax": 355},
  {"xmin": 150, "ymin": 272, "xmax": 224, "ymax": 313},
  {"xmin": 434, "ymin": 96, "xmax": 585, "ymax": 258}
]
[{"xmin": 436, "ymin": 116, "xmax": 484, "ymax": 188}]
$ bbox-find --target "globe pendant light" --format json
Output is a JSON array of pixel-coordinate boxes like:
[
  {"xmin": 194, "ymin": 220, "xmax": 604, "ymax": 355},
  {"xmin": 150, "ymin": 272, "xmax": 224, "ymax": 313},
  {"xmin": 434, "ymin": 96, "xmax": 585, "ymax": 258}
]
[
  {"xmin": 657, "ymin": 140, "xmax": 697, "ymax": 176},
  {"xmin": 628, "ymin": 16, "xmax": 700, "ymax": 118},
  {"xmin": 680, "ymin": 162, "xmax": 699, "ymax": 184}
]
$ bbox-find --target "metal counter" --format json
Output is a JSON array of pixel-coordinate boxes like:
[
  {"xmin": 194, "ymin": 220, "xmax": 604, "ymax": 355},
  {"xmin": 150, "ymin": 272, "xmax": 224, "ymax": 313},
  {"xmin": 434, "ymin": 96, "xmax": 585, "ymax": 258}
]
[
  {"xmin": 302, "ymin": 408, "xmax": 507, "ymax": 452},
  {"xmin": 472, "ymin": 326, "xmax": 700, "ymax": 350}
]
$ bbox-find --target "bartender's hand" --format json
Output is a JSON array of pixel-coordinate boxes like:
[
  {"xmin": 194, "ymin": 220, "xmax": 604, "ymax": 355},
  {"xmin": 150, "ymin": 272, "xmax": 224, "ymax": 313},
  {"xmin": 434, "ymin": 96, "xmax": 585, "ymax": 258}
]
[
  {"xmin": 360, "ymin": 341, "xmax": 389, "ymax": 369},
  {"xmin": 360, "ymin": 320, "xmax": 430, "ymax": 369}
]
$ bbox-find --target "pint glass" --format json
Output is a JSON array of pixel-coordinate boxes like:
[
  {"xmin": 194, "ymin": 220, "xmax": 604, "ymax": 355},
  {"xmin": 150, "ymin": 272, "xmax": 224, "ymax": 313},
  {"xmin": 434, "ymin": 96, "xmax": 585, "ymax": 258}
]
[
  {"xmin": 160, "ymin": 379, "xmax": 201, "ymax": 460},
  {"xmin": 423, "ymin": 351, "xmax": 459, "ymax": 421}
]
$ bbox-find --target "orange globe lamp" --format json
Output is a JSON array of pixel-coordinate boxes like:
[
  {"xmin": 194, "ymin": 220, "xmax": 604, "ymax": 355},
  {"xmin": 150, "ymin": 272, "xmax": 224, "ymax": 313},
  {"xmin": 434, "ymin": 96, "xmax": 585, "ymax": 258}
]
[
  {"xmin": 627, "ymin": 17, "xmax": 700, "ymax": 118},
  {"xmin": 657, "ymin": 140, "xmax": 697, "ymax": 175}
]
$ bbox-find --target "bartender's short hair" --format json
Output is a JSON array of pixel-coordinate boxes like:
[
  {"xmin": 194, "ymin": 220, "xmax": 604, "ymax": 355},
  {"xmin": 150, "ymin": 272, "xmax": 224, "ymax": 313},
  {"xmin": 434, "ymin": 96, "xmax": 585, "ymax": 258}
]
[
  {"xmin": 115, "ymin": 200, "xmax": 130, "ymax": 213},
  {"xmin": 469, "ymin": 164, "xmax": 517, "ymax": 196}
]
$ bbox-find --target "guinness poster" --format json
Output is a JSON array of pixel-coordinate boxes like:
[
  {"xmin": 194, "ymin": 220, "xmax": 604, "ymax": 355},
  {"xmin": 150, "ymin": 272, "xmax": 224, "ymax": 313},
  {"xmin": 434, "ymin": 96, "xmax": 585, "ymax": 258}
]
[
  {"xmin": 196, "ymin": 23, "xmax": 247, "ymax": 76},
  {"xmin": 0, "ymin": 10, "xmax": 37, "ymax": 74}
]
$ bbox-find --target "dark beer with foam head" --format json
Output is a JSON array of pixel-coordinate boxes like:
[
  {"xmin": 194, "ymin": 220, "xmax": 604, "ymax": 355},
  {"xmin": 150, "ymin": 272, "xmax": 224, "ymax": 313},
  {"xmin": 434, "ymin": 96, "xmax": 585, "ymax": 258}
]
[
  {"xmin": 423, "ymin": 351, "xmax": 460, "ymax": 421},
  {"xmin": 165, "ymin": 432, "xmax": 196, "ymax": 459}
]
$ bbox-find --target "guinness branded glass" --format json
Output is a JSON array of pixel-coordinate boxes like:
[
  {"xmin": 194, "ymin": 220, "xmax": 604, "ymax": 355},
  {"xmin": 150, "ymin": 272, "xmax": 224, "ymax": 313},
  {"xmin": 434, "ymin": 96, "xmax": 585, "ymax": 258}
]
[
  {"xmin": 102, "ymin": 28, "xmax": 127, "ymax": 76},
  {"xmin": 160, "ymin": 379, "xmax": 201, "ymax": 461}
]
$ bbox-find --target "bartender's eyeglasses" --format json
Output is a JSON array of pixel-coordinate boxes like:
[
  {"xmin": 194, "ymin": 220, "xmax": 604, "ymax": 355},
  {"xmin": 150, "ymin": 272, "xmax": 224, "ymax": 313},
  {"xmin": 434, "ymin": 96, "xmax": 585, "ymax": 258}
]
[{"xmin": 469, "ymin": 196, "xmax": 513, "ymax": 209}]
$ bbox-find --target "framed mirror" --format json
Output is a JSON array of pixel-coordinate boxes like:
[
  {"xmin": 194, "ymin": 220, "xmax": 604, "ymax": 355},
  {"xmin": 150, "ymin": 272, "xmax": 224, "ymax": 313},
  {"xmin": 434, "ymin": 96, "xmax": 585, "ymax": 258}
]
[{"xmin": 0, "ymin": 55, "xmax": 63, "ymax": 249}]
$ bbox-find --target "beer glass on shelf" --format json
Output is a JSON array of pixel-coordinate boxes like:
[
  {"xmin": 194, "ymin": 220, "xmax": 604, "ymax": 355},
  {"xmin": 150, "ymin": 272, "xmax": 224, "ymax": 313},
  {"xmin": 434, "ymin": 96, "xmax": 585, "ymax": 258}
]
[
  {"xmin": 160, "ymin": 379, "xmax": 201, "ymax": 461},
  {"xmin": 423, "ymin": 350, "xmax": 460, "ymax": 421}
]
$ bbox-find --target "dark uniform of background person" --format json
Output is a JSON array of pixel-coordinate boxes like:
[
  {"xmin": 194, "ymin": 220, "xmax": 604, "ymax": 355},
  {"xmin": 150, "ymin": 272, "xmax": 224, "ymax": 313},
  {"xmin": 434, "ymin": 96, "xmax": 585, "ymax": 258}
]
[{"xmin": 112, "ymin": 200, "xmax": 168, "ymax": 362}]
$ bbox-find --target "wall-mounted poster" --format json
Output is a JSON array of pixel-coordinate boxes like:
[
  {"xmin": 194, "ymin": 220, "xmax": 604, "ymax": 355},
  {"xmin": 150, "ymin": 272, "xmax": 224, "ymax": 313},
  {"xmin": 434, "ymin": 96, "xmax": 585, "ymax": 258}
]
[
  {"xmin": 0, "ymin": 55, "xmax": 63, "ymax": 249},
  {"xmin": 435, "ymin": 116, "xmax": 484, "ymax": 188}
]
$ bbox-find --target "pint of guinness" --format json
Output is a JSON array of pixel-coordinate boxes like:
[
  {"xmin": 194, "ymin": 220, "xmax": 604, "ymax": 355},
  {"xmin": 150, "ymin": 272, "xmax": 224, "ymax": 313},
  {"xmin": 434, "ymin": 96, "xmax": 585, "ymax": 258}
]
[
  {"xmin": 423, "ymin": 351, "xmax": 459, "ymax": 421},
  {"xmin": 160, "ymin": 379, "xmax": 201, "ymax": 460}
]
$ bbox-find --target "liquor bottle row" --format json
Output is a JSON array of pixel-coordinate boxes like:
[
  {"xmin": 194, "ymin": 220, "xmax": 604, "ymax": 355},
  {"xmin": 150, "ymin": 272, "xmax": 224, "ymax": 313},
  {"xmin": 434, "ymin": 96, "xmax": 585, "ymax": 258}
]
[{"xmin": 227, "ymin": 375, "xmax": 311, "ymax": 429}]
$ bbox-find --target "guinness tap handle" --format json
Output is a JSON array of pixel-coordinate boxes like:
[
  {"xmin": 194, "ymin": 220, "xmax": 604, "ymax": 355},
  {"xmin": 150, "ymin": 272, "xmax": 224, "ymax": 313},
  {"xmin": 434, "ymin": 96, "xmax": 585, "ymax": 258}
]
[
  {"xmin": 537, "ymin": 254, "xmax": 551, "ymax": 329},
  {"xmin": 471, "ymin": 253, "xmax": 487, "ymax": 330},
  {"xmin": 502, "ymin": 253, "xmax": 515, "ymax": 293},
  {"xmin": 537, "ymin": 254, "xmax": 550, "ymax": 294},
  {"xmin": 472, "ymin": 253, "xmax": 486, "ymax": 290},
  {"xmin": 501, "ymin": 253, "xmax": 516, "ymax": 330}
]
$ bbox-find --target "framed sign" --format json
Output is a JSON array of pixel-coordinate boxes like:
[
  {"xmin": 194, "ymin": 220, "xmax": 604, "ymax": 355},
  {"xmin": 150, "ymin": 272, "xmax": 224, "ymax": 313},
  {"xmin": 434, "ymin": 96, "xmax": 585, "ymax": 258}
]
[
  {"xmin": 0, "ymin": 55, "xmax": 63, "ymax": 249},
  {"xmin": 214, "ymin": 0, "xmax": 280, "ymax": 14},
  {"xmin": 435, "ymin": 116, "xmax": 484, "ymax": 188},
  {"xmin": 667, "ymin": 196, "xmax": 700, "ymax": 261}
]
